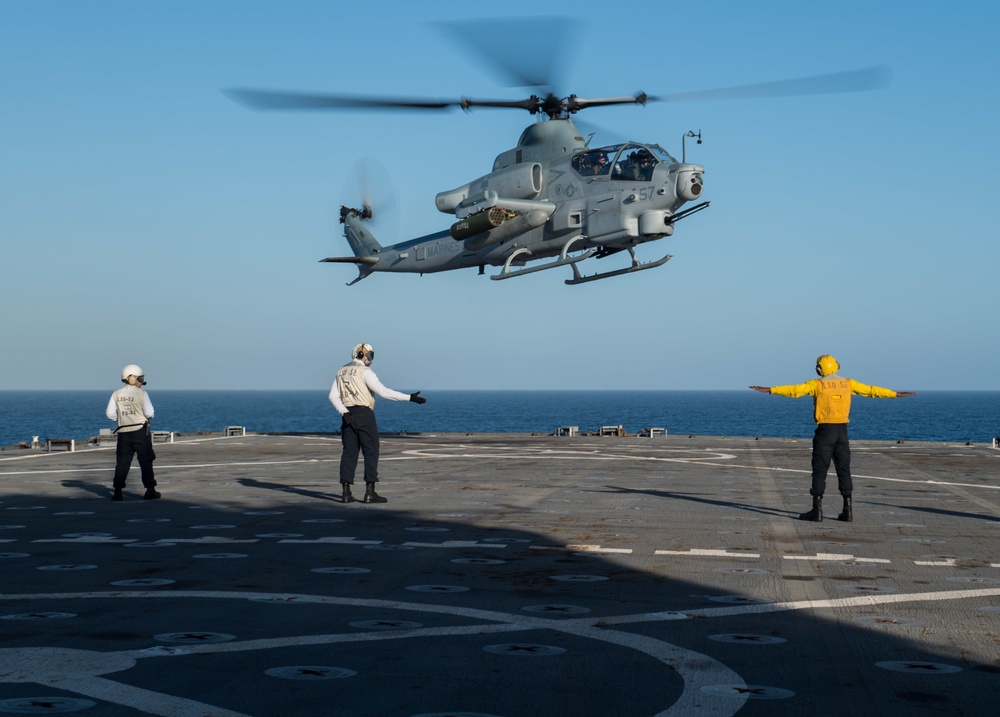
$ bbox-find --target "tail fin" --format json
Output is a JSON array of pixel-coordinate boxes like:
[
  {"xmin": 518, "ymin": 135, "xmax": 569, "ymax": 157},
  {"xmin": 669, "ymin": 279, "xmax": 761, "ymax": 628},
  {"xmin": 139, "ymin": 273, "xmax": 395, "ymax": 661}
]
[
  {"xmin": 340, "ymin": 205, "xmax": 383, "ymax": 257},
  {"xmin": 319, "ymin": 207, "xmax": 383, "ymax": 285}
]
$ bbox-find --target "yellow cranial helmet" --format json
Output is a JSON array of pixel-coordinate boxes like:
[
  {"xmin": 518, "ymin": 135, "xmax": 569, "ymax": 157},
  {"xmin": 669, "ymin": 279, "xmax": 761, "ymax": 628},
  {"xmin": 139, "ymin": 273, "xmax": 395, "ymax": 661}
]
[{"xmin": 815, "ymin": 354, "xmax": 840, "ymax": 377}]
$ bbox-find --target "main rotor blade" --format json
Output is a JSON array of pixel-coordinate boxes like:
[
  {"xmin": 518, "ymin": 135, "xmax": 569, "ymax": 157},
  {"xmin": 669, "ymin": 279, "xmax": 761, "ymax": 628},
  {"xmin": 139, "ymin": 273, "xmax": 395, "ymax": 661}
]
[
  {"xmin": 224, "ymin": 88, "xmax": 463, "ymax": 111},
  {"xmin": 651, "ymin": 65, "xmax": 891, "ymax": 103},
  {"xmin": 434, "ymin": 16, "xmax": 580, "ymax": 90},
  {"xmin": 226, "ymin": 88, "xmax": 560, "ymax": 115},
  {"xmin": 569, "ymin": 95, "xmax": 648, "ymax": 111},
  {"xmin": 458, "ymin": 97, "xmax": 540, "ymax": 112}
]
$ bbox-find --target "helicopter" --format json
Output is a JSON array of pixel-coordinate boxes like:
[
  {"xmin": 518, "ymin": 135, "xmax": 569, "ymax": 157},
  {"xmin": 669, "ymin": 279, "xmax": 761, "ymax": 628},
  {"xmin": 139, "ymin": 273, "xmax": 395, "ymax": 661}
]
[{"xmin": 226, "ymin": 19, "xmax": 889, "ymax": 286}]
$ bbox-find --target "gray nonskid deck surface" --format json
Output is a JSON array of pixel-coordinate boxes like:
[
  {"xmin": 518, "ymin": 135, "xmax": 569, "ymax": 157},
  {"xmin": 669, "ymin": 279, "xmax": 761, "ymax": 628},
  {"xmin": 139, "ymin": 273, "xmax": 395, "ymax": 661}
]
[{"xmin": 1, "ymin": 433, "xmax": 998, "ymax": 717}]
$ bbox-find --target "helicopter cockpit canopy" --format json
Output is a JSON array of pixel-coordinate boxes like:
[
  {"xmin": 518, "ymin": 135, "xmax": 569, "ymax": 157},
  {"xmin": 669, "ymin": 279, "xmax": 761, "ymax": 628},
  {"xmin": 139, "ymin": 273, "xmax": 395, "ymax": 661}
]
[{"xmin": 571, "ymin": 143, "xmax": 677, "ymax": 181}]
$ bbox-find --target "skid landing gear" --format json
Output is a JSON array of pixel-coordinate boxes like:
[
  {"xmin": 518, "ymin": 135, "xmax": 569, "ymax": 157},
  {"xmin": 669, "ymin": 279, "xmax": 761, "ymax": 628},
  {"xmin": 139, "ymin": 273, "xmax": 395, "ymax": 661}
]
[
  {"xmin": 565, "ymin": 246, "xmax": 672, "ymax": 285},
  {"xmin": 491, "ymin": 235, "xmax": 594, "ymax": 281}
]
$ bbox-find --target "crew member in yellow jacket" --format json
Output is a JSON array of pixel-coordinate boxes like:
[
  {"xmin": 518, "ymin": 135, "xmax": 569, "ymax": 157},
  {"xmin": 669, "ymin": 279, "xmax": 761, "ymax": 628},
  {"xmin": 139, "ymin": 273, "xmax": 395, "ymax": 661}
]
[{"xmin": 750, "ymin": 355, "xmax": 916, "ymax": 523}]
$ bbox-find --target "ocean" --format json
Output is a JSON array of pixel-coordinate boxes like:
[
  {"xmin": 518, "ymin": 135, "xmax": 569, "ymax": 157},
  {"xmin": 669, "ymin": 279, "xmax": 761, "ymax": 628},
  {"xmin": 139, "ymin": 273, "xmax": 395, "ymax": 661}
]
[{"xmin": 1, "ymin": 390, "xmax": 998, "ymax": 448}]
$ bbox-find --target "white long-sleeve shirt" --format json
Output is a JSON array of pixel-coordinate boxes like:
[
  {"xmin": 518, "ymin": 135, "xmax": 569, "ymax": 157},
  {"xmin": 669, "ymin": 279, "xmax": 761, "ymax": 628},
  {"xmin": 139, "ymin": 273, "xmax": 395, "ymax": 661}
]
[{"xmin": 329, "ymin": 360, "xmax": 410, "ymax": 415}]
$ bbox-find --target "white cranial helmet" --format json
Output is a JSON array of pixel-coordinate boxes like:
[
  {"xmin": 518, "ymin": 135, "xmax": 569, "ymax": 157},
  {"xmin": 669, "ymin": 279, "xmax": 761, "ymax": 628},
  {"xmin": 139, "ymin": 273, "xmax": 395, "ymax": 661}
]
[{"xmin": 121, "ymin": 364, "xmax": 145, "ymax": 385}]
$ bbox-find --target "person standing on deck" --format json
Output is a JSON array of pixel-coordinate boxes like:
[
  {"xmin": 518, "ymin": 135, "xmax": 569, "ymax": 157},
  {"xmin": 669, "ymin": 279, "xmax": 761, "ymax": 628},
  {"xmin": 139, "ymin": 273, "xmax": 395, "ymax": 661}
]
[
  {"xmin": 106, "ymin": 364, "xmax": 159, "ymax": 502},
  {"xmin": 329, "ymin": 343, "xmax": 426, "ymax": 504},
  {"xmin": 750, "ymin": 354, "xmax": 916, "ymax": 522}
]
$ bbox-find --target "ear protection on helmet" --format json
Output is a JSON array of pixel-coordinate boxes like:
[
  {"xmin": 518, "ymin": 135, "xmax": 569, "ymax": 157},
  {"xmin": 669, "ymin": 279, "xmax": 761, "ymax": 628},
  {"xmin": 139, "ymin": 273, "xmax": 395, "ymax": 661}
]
[
  {"xmin": 353, "ymin": 343, "xmax": 374, "ymax": 363},
  {"xmin": 121, "ymin": 364, "xmax": 146, "ymax": 385},
  {"xmin": 815, "ymin": 354, "xmax": 840, "ymax": 377}
]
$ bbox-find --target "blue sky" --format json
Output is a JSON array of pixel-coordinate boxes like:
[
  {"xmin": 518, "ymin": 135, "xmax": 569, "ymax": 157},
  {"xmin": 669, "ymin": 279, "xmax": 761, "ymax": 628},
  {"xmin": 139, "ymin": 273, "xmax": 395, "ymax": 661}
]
[{"xmin": 2, "ymin": 1, "xmax": 997, "ymax": 392}]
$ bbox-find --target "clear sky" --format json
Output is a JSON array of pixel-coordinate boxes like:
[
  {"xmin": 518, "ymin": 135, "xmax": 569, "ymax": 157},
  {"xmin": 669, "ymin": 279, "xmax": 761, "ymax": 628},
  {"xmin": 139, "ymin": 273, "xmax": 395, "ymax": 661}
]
[{"xmin": 2, "ymin": 1, "xmax": 997, "ymax": 392}]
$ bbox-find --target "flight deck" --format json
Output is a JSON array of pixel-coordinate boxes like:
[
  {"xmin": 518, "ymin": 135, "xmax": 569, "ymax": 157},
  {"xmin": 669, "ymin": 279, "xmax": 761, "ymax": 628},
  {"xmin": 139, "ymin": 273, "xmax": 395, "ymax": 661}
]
[{"xmin": 1, "ymin": 432, "xmax": 998, "ymax": 716}]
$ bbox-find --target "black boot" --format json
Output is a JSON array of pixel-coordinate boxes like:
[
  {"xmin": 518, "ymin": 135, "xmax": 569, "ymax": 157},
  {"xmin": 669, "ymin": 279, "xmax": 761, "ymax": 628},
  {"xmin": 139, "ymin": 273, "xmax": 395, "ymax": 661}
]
[
  {"xmin": 799, "ymin": 495, "xmax": 823, "ymax": 522},
  {"xmin": 144, "ymin": 487, "xmax": 161, "ymax": 500},
  {"xmin": 342, "ymin": 483, "xmax": 355, "ymax": 504},
  {"xmin": 112, "ymin": 488, "xmax": 123, "ymax": 502},
  {"xmin": 363, "ymin": 482, "xmax": 387, "ymax": 504},
  {"xmin": 837, "ymin": 495, "xmax": 853, "ymax": 522}
]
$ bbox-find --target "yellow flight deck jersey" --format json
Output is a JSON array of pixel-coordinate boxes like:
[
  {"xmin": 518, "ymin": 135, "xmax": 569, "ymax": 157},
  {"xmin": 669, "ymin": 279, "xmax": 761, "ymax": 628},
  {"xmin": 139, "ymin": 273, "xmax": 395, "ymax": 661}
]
[{"xmin": 769, "ymin": 374, "xmax": 898, "ymax": 424}]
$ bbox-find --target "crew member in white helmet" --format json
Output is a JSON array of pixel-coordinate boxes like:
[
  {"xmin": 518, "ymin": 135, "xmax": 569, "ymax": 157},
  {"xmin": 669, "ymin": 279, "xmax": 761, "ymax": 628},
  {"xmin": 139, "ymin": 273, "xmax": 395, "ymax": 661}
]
[
  {"xmin": 106, "ymin": 364, "xmax": 159, "ymax": 501},
  {"xmin": 329, "ymin": 343, "xmax": 426, "ymax": 504}
]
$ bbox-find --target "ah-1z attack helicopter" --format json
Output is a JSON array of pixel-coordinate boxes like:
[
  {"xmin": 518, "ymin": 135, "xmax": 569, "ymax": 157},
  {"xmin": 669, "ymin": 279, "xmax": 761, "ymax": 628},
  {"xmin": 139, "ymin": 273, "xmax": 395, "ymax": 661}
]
[{"xmin": 228, "ymin": 18, "xmax": 887, "ymax": 286}]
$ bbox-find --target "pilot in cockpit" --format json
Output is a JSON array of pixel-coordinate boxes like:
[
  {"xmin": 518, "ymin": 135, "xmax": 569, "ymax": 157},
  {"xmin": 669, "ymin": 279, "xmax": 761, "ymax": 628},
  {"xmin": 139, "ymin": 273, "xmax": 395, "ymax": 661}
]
[
  {"xmin": 618, "ymin": 149, "xmax": 654, "ymax": 181},
  {"xmin": 636, "ymin": 150, "xmax": 655, "ymax": 180},
  {"xmin": 593, "ymin": 152, "xmax": 610, "ymax": 175}
]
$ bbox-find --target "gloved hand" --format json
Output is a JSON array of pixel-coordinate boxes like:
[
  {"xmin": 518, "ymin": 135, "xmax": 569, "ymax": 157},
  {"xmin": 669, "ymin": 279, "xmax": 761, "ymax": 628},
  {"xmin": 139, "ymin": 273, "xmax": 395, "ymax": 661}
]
[
  {"xmin": 342, "ymin": 413, "xmax": 355, "ymax": 426},
  {"xmin": 409, "ymin": 391, "xmax": 426, "ymax": 404}
]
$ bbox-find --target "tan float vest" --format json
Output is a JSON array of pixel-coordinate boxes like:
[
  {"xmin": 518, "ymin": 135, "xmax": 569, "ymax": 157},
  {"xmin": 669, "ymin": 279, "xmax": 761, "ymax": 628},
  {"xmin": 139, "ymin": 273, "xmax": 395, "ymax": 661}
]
[
  {"xmin": 113, "ymin": 385, "xmax": 149, "ymax": 433},
  {"xmin": 336, "ymin": 362, "xmax": 375, "ymax": 409}
]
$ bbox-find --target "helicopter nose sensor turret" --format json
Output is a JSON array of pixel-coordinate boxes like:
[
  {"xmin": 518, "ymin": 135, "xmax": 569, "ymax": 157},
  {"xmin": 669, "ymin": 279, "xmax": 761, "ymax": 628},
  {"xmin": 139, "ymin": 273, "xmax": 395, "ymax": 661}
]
[{"xmin": 674, "ymin": 166, "xmax": 705, "ymax": 202}]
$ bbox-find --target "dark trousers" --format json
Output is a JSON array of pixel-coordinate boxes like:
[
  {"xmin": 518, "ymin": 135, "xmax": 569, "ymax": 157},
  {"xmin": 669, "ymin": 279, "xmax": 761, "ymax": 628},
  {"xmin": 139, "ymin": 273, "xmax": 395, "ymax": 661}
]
[
  {"xmin": 113, "ymin": 428, "xmax": 156, "ymax": 490},
  {"xmin": 340, "ymin": 406, "xmax": 379, "ymax": 484},
  {"xmin": 811, "ymin": 423, "xmax": 852, "ymax": 497}
]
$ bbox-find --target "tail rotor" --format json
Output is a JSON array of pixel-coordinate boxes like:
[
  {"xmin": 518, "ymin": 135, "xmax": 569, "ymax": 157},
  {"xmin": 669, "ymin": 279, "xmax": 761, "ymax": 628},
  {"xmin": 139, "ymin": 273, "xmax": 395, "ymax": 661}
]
[{"xmin": 340, "ymin": 157, "xmax": 399, "ymax": 242}]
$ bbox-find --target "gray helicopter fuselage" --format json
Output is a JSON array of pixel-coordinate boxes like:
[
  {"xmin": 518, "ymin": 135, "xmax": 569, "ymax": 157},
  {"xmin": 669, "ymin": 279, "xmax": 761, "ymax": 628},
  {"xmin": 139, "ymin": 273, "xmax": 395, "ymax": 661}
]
[{"xmin": 338, "ymin": 118, "xmax": 705, "ymax": 281}]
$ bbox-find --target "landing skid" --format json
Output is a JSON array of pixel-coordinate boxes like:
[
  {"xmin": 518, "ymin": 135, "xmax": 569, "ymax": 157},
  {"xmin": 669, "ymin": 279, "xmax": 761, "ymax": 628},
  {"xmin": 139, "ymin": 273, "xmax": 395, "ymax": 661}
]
[
  {"xmin": 491, "ymin": 235, "xmax": 595, "ymax": 281},
  {"xmin": 565, "ymin": 247, "xmax": 672, "ymax": 285}
]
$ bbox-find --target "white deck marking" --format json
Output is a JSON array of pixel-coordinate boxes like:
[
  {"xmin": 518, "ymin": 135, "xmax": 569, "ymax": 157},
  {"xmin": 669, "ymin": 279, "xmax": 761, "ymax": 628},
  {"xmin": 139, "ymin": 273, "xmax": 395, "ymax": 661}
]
[
  {"xmin": 33, "ymin": 537, "xmax": 136, "ymax": 544},
  {"xmin": 579, "ymin": 586, "xmax": 1000, "ymax": 626},
  {"xmin": 152, "ymin": 537, "xmax": 259, "ymax": 544},
  {"xmin": 784, "ymin": 553, "xmax": 892, "ymax": 564},
  {"xmin": 402, "ymin": 541, "xmax": 510, "ymax": 549},
  {"xmin": 531, "ymin": 544, "xmax": 633, "ymax": 554},
  {"xmin": 279, "ymin": 537, "xmax": 381, "ymax": 545},
  {"xmin": 400, "ymin": 442, "xmax": 1000, "ymax": 492},
  {"xmin": 655, "ymin": 549, "xmax": 761, "ymax": 558},
  {"xmin": 914, "ymin": 557, "xmax": 961, "ymax": 566},
  {"xmin": 51, "ymin": 675, "xmax": 253, "ymax": 717}
]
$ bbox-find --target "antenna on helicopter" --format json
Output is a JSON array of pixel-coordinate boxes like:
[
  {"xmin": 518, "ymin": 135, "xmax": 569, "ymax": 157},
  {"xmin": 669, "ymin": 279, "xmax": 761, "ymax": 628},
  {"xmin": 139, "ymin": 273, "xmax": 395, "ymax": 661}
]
[{"xmin": 682, "ymin": 130, "xmax": 702, "ymax": 163}]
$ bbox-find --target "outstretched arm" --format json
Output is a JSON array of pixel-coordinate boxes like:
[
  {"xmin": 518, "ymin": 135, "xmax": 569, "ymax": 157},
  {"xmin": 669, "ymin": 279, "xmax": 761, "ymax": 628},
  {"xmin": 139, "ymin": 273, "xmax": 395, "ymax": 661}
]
[
  {"xmin": 749, "ymin": 386, "xmax": 771, "ymax": 394},
  {"xmin": 364, "ymin": 369, "xmax": 414, "ymax": 402},
  {"xmin": 851, "ymin": 379, "xmax": 917, "ymax": 399}
]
